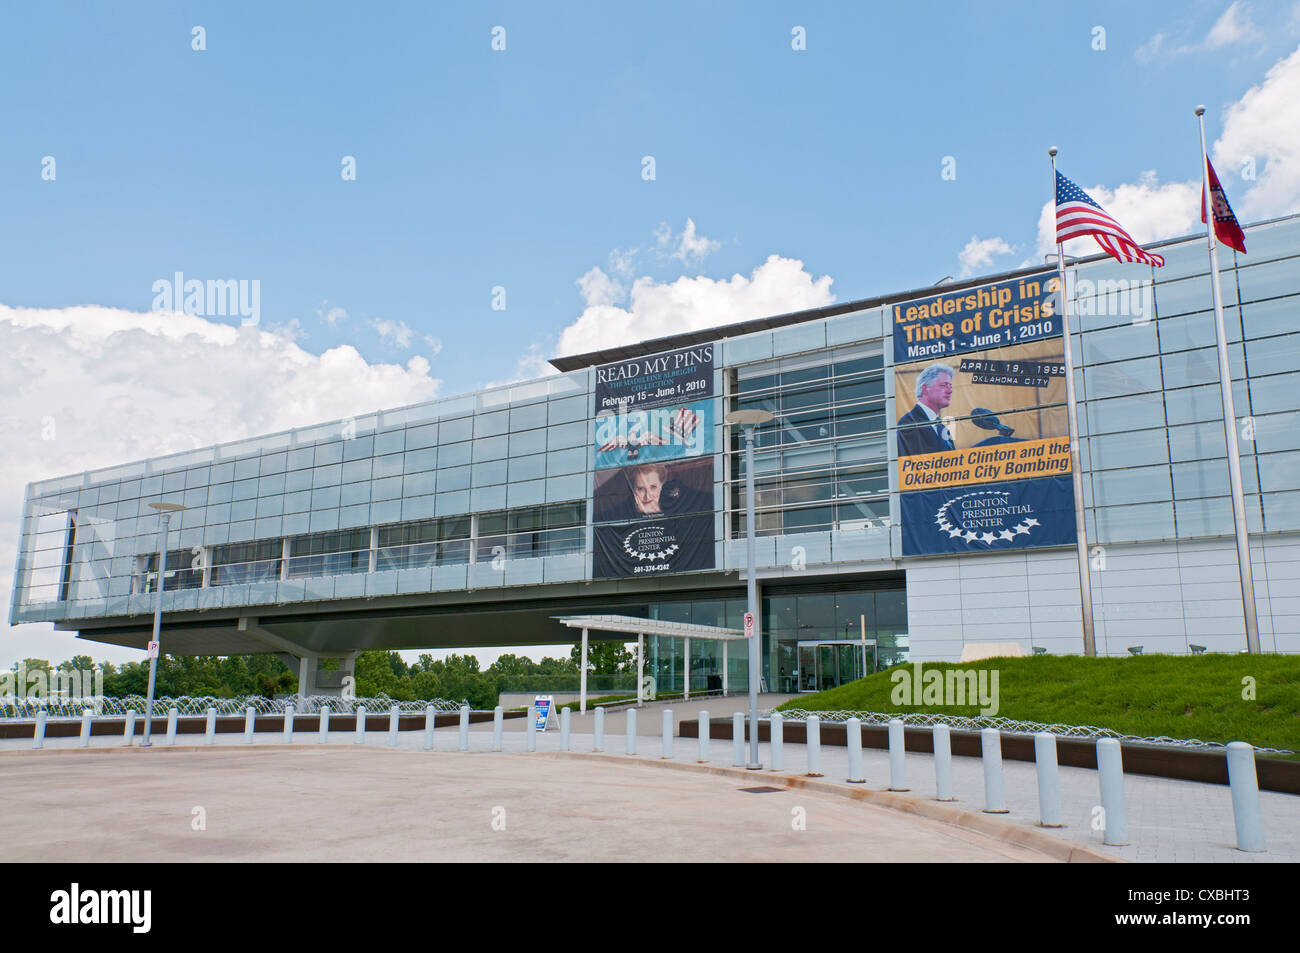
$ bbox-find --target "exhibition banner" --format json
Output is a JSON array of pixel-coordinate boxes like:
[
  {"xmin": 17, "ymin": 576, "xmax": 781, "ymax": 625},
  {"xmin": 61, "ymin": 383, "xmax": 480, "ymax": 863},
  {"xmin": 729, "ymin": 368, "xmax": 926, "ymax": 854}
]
[
  {"xmin": 594, "ymin": 343, "xmax": 715, "ymax": 413},
  {"xmin": 899, "ymin": 476, "xmax": 1076, "ymax": 556},
  {"xmin": 593, "ymin": 457, "xmax": 712, "ymax": 524},
  {"xmin": 593, "ymin": 397, "xmax": 713, "ymax": 470},
  {"xmin": 893, "ymin": 274, "xmax": 1077, "ymax": 557},
  {"xmin": 891, "ymin": 274, "xmax": 1059, "ymax": 363},
  {"xmin": 894, "ymin": 338, "xmax": 1069, "ymax": 461},
  {"xmin": 898, "ymin": 436, "xmax": 1071, "ymax": 493},
  {"xmin": 593, "ymin": 513, "xmax": 715, "ymax": 578},
  {"xmin": 590, "ymin": 344, "xmax": 719, "ymax": 579}
]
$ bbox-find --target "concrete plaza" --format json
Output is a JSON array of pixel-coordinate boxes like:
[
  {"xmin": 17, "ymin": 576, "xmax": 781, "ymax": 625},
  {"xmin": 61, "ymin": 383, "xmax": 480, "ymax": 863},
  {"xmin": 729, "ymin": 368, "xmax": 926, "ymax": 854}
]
[{"xmin": 3, "ymin": 692, "xmax": 1295, "ymax": 863}]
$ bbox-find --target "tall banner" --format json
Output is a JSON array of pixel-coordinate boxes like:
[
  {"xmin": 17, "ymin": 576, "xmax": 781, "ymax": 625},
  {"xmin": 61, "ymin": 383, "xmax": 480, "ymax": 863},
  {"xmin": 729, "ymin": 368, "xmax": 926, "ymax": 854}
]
[
  {"xmin": 892, "ymin": 274, "xmax": 1078, "ymax": 556},
  {"xmin": 592, "ymin": 344, "xmax": 717, "ymax": 579}
]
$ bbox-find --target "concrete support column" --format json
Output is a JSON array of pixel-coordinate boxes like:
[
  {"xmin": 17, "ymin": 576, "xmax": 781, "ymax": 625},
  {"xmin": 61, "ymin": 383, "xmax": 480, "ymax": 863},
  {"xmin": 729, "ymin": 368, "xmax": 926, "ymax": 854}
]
[
  {"xmin": 683, "ymin": 636, "xmax": 691, "ymax": 700},
  {"xmin": 580, "ymin": 628, "xmax": 589, "ymax": 713},
  {"xmin": 637, "ymin": 633, "xmax": 644, "ymax": 705},
  {"xmin": 298, "ymin": 655, "xmax": 313, "ymax": 700}
]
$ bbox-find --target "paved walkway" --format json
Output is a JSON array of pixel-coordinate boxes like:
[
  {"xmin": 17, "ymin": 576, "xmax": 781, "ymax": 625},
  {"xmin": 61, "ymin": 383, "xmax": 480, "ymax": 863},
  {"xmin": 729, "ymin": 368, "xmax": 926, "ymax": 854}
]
[
  {"xmin": 5, "ymin": 702, "xmax": 1296, "ymax": 863},
  {"xmin": 0, "ymin": 746, "xmax": 1051, "ymax": 863}
]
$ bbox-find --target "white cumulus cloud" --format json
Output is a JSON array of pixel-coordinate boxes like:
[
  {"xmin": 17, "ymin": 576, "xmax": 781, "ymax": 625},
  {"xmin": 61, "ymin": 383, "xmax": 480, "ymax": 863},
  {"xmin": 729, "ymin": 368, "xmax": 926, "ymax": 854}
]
[
  {"xmin": 556, "ymin": 254, "xmax": 835, "ymax": 358},
  {"xmin": 958, "ymin": 236, "xmax": 1016, "ymax": 277},
  {"xmin": 0, "ymin": 303, "xmax": 441, "ymax": 667},
  {"xmin": 371, "ymin": 317, "xmax": 415, "ymax": 349},
  {"xmin": 1214, "ymin": 42, "xmax": 1300, "ymax": 218},
  {"xmin": 654, "ymin": 218, "xmax": 723, "ymax": 264}
]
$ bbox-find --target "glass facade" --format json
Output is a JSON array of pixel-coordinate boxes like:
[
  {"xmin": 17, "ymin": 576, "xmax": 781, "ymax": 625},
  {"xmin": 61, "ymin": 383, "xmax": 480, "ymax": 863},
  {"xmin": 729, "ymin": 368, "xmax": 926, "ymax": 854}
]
[
  {"xmin": 728, "ymin": 343, "xmax": 889, "ymax": 536},
  {"xmin": 10, "ymin": 213, "xmax": 1300, "ymax": 664},
  {"xmin": 1071, "ymin": 217, "xmax": 1300, "ymax": 544}
]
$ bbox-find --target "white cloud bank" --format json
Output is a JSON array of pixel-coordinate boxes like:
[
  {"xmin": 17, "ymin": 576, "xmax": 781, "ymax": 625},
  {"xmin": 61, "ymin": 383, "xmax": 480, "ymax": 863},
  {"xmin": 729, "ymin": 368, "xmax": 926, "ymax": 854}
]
[
  {"xmin": 0, "ymin": 304, "xmax": 441, "ymax": 666},
  {"xmin": 556, "ymin": 254, "xmax": 835, "ymax": 357}
]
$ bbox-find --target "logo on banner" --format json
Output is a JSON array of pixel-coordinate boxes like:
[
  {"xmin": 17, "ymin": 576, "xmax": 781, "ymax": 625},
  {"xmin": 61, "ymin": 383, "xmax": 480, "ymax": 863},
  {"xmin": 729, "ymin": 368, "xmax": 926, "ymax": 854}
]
[
  {"xmin": 621, "ymin": 524, "xmax": 681, "ymax": 564},
  {"xmin": 933, "ymin": 487, "xmax": 1041, "ymax": 547}
]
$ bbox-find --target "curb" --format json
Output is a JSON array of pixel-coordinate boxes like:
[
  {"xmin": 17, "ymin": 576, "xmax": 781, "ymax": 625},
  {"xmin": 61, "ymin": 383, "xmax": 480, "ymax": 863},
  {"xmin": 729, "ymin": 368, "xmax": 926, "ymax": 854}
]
[{"xmin": 536, "ymin": 749, "xmax": 1122, "ymax": 863}]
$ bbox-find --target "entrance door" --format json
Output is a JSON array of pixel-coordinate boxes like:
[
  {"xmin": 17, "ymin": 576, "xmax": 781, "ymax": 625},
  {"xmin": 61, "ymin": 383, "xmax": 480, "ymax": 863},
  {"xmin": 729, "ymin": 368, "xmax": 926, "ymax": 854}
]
[{"xmin": 798, "ymin": 641, "xmax": 876, "ymax": 691}]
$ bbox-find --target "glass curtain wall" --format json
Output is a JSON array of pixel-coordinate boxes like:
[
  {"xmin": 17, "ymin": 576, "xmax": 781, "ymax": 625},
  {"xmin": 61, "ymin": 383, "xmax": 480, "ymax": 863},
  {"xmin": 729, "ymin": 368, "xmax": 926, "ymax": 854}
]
[{"xmin": 728, "ymin": 345, "xmax": 890, "ymax": 537}]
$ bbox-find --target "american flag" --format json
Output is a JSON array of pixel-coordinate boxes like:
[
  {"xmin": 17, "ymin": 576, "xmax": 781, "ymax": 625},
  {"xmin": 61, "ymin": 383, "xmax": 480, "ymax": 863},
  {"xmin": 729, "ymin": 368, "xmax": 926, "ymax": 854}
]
[{"xmin": 1055, "ymin": 170, "xmax": 1165, "ymax": 267}]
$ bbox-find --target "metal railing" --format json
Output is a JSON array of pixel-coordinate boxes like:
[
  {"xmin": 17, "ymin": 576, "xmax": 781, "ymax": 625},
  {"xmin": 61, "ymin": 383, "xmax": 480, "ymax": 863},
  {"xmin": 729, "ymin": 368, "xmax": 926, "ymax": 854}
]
[{"xmin": 0, "ymin": 694, "xmax": 467, "ymax": 720}]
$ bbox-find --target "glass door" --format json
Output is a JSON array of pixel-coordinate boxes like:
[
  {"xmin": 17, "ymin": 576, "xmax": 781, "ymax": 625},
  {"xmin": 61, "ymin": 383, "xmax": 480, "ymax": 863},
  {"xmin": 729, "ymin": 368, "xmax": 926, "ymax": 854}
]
[
  {"xmin": 798, "ymin": 640, "xmax": 877, "ymax": 691},
  {"xmin": 797, "ymin": 644, "xmax": 818, "ymax": 692}
]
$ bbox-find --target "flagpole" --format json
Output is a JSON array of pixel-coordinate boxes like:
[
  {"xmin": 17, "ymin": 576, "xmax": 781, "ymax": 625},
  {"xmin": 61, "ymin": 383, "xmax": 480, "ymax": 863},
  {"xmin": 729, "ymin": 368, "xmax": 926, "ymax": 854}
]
[
  {"xmin": 1049, "ymin": 147, "xmax": 1097, "ymax": 657},
  {"xmin": 1195, "ymin": 106, "xmax": 1261, "ymax": 654}
]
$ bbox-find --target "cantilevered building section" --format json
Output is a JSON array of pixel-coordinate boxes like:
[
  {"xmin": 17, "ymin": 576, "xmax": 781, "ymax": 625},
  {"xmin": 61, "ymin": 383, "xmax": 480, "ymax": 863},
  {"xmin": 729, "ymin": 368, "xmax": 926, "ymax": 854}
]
[{"xmin": 11, "ymin": 215, "xmax": 1300, "ymax": 694}]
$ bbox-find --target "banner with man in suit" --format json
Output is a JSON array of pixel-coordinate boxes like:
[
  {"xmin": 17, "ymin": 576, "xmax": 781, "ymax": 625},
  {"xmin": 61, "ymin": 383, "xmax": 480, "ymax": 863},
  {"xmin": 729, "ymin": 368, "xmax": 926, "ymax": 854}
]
[{"xmin": 891, "ymin": 274, "xmax": 1077, "ymax": 556}]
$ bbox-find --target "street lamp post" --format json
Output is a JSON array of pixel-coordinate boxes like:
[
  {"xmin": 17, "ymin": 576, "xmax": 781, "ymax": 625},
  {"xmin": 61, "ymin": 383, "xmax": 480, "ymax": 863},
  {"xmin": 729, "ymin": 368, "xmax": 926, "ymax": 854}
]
[
  {"xmin": 725, "ymin": 408, "xmax": 774, "ymax": 770},
  {"xmin": 141, "ymin": 501, "xmax": 185, "ymax": 747}
]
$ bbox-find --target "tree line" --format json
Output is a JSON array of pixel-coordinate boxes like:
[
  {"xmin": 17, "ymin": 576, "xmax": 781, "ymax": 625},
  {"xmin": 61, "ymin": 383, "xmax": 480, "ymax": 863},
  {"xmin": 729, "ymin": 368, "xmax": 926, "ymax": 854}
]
[{"xmin": 6, "ymin": 641, "xmax": 636, "ymax": 710}]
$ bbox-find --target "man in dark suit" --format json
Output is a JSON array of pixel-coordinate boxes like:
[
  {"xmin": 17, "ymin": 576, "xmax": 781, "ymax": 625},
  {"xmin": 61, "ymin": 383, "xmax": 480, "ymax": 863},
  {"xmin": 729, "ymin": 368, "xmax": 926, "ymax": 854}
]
[{"xmin": 897, "ymin": 363, "xmax": 956, "ymax": 457}]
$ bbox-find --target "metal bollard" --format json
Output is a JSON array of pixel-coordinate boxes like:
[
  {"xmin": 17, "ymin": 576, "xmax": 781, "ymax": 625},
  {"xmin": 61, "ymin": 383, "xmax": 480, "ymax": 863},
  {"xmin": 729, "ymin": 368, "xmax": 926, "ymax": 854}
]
[
  {"xmin": 123, "ymin": 709, "xmax": 136, "ymax": 746},
  {"xmin": 283, "ymin": 703, "xmax": 295, "ymax": 744},
  {"xmin": 79, "ymin": 709, "xmax": 93, "ymax": 748},
  {"xmin": 1097, "ymin": 738, "xmax": 1128, "ymax": 845},
  {"xmin": 354, "ymin": 705, "xmax": 366, "ymax": 744},
  {"xmin": 846, "ymin": 717, "xmax": 865, "ymax": 783},
  {"xmin": 33, "ymin": 709, "xmax": 46, "ymax": 749},
  {"xmin": 559, "ymin": 707, "xmax": 570, "ymax": 751},
  {"xmin": 933, "ymin": 723, "xmax": 954, "ymax": 800},
  {"xmin": 205, "ymin": 707, "xmax": 217, "ymax": 745},
  {"xmin": 526, "ymin": 705, "xmax": 537, "ymax": 752},
  {"xmin": 244, "ymin": 706, "xmax": 255, "ymax": 744},
  {"xmin": 626, "ymin": 707, "xmax": 637, "ymax": 755},
  {"xmin": 320, "ymin": 705, "xmax": 331, "ymax": 743},
  {"xmin": 491, "ymin": 706, "xmax": 503, "ymax": 751},
  {"xmin": 770, "ymin": 712, "xmax": 784, "ymax": 771},
  {"xmin": 384, "ymin": 702, "xmax": 400, "ymax": 748},
  {"xmin": 166, "ymin": 707, "xmax": 179, "ymax": 746},
  {"xmin": 732, "ymin": 712, "xmax": 745, "ymax": 766},
  {"xmin": 458, "ymin": 705, "xmax": 470, "ymax": 751},
  {"xmin": 888, "ymin": 718, "xmax": 909, "ymax": 791},
  {"xmin": 981, "ymin": 728, "xmax": 1008, "ymax": 813},
  {"xmin": 1226, "ymin": 742, "xmax": 1265, "ymax": 853},
  {"xmin": 697, "ymin": 711, "xmax": 710, "ymax": 763},
  {"xmin": 661, "ymin": 708, "xmax": 673, "ymax": 759},
  {"xmin": 806, "ymin": 715, "xmax": 823, "ymax": 777},
  {"xmin": 594, "ymin": 707, "xmax": 605, "ymax": 752},
  {"xmin": 424, "ymin": 705, "xmax": 437, "ymax": 751},
  {"xmin": 1034, "ymin": 732, "xmax": 1063, "ymax": 827}
]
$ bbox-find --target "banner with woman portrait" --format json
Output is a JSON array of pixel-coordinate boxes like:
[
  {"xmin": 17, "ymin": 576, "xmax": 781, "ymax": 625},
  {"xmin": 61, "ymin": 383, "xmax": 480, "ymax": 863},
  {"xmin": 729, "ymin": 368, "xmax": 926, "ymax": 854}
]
[{"xmin": 590, "ymin": 345, "xmax": 718, "ymax": 578}]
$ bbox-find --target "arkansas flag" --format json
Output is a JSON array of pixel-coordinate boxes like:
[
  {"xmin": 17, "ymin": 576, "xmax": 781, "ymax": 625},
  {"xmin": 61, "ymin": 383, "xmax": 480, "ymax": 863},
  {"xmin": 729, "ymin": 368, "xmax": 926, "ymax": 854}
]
[{"xmin": 1202, "ymin": 155, "xmax": 1246, "ymax": 254}]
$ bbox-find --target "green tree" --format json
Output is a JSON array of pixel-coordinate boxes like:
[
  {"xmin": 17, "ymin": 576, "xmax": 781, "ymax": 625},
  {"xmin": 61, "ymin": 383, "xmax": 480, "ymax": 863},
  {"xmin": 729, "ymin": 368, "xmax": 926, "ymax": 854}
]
[{"xmin": 571, "ymin": 641, "xmax": 634, "ymax": 675}]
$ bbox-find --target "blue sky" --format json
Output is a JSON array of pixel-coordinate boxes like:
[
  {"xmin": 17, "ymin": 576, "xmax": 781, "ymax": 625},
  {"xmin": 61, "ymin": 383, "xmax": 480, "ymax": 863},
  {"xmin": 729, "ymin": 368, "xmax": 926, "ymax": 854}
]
[
  {"xmin": 4, "ymin": 0, "xmax": 1299, "ymax": 666},
  {"xmin": 4, "ymin": 1, "xmax": 1297, "ymax": 394}
]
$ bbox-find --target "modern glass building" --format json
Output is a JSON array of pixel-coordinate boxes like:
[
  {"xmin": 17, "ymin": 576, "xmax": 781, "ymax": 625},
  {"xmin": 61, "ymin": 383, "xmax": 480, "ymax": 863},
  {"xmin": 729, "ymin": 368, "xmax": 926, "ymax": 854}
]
[{"xmin": 11, "ymin": 214, "xmax": 1300, "ymax": 694}]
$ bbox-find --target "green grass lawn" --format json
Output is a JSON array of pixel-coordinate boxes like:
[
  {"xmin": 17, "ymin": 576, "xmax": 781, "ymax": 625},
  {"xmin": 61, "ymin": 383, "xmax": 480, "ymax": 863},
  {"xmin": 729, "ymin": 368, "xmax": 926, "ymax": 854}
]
[{"xmin": 775, "ymin": 654, "xmax": 1300, "ymax": 756}]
